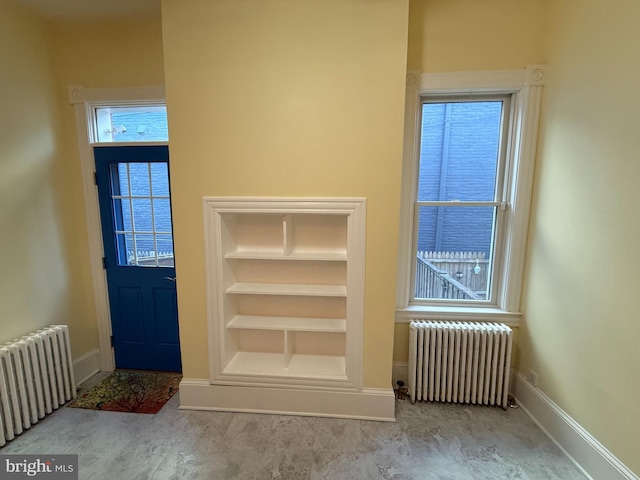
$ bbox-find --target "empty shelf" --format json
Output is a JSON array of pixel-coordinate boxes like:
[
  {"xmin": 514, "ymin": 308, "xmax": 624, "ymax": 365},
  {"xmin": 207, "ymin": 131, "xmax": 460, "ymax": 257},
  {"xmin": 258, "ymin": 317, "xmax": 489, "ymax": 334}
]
[
  {"xmin": 225, "ymin": 250, "xmax": 347, "ymax": 261},
  {"xmin": 224, "ymin": 351, "xmax": 346, "ymax": 379},
  {"xmin": 226, "ymin": 282, "xmax": 347, "ymax": 297},
  {"xmin": 228, "ymin": 315, "xmax": 346, "ymax": 332}
]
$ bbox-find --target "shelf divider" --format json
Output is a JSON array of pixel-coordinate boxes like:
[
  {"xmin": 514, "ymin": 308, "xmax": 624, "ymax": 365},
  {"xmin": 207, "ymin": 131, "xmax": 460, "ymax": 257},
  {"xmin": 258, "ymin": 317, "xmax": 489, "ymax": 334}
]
[
  {"xmin": 284, "ymin": 331, "xmax": 293, "ymax": 366},
  {"xmin": 283, "ymin": 214, "xmax": 293, "ymax": 256}
]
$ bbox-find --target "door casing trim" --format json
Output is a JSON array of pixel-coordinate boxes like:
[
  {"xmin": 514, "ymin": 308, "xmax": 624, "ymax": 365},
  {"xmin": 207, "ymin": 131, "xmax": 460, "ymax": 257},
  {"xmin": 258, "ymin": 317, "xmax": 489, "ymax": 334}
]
[{"xmin": 69, "ymin": 85, "xmax": 166, "ymax": 372}]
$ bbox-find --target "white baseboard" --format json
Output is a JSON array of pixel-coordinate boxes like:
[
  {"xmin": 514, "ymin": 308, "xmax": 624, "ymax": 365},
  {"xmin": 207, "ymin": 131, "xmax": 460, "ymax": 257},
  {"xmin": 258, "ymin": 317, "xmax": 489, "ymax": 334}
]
[
  {"xmin": 179, "ymin": 379, "xmax": 396, "ymax": 422},
  {"xmin": 73, "ymin": 348, "xmax": 100, "ymax": 387},
  {"xmin": 512, "ymin": 371, "xmax": 639, "ymax": 480}
]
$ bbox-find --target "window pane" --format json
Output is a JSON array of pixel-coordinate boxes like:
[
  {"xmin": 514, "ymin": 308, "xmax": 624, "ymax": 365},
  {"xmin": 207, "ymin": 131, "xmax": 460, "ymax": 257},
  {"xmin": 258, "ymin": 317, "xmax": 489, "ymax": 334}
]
[
  {"xmin": 153, "ymin": 199, "xmax": 172, "ymax": 233},
  {"xmin": 135, "ymin": 234, "xmax": 156, "ymax": 266},
  {"xmin": 113, "ymin": 198, "xmax": 132, "ymax": 232},
  {"xmin": 114, "ymin": 163, "xmax": 130, "ymax": 196},
  {"xmin": 415, "ymin": 206, "xmax": 495, "ymax": 300},
  {"xmin": 94, "ymin": 105, "xmax": 168, "ymax": 143},
  {"xmin": 132, "ymin": 198, "xmax": 152, "ymax": 231},
  {"xmin": 115, "ymin": 233, "xmax": 134, "ymax": 265},
  {"xmin": 418, "ymin": 101, "xmax": 503, "ymax": 202},
  {"xmin": 156, "ymin": 234, "xmax": 175, "ymax": 267},
  {"xmin": 129, "ymin": 163, "xmax": 151, "ymax": 196},
  {"xmin": 151, "ymin": 163, "xmax": 170, "ymax": 196}
]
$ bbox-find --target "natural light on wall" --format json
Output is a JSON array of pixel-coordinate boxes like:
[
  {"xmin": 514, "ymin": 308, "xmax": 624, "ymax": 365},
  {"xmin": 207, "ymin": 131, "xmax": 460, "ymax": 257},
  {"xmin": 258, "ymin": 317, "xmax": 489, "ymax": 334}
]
[{"xmin": 94, "ymin": 105, "xmax": 168, "ymax": 143}]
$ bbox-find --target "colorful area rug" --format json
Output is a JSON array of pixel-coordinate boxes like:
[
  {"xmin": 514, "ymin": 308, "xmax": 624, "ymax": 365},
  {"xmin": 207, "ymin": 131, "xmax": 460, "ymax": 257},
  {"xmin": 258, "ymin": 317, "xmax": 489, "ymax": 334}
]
[{"xmin": 68, "ymin": 370, "xmax": 181, "ymax": 414}]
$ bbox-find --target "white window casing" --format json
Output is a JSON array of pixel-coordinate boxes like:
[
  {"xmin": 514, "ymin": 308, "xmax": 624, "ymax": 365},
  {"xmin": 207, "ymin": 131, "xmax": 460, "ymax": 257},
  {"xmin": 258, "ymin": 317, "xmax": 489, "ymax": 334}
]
[{"xmin": 396, "ymin": 66, "xmax": 545, "ymax": 326}]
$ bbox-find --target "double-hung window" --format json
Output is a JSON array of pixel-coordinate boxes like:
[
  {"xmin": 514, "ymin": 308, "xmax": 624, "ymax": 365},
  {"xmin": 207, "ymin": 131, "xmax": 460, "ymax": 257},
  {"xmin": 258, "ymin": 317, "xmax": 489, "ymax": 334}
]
[
  {"xmin": 397, "ymin": 68, "xmax": 545, "ymax": 319},
  {"xmin": 414, "ymin": 96, "xmax": 509, "ymax": 303}
]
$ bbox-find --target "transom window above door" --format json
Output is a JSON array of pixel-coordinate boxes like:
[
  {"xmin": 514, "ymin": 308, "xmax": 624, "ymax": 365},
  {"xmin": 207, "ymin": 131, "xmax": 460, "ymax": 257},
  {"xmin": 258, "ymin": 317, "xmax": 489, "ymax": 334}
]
[{"xmin": 93, "ymin": 105, "xmax": 168, "ymax": 143}]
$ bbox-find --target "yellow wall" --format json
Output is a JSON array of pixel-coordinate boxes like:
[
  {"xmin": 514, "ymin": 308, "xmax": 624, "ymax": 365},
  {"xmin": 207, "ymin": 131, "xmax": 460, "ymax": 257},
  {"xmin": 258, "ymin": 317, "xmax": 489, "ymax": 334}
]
[
  {"xmin": 0, "ymin": 0, "xmax": 94, "ymax": 356},
  {"xmin": 520, "ymin": 0, "xmax": 640, "ymax": 472},
  {"xmin": 407, "ymin": 0, "xmax": 548, "ymax": 72},
  {"xmin": 161, "ymin": 0, "xmax": 409, "ymax": 386},
  {"xmin": 53, "ymin": 16, "xmax": 165, "ymax": 88}
]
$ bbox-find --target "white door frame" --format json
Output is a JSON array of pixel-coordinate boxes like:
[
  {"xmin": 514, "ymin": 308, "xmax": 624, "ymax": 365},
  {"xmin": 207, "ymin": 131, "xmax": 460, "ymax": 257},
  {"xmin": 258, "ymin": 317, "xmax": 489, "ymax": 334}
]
[{"xmin": 68, "ymin": 85, "xmax": 167, "ymax": 371}]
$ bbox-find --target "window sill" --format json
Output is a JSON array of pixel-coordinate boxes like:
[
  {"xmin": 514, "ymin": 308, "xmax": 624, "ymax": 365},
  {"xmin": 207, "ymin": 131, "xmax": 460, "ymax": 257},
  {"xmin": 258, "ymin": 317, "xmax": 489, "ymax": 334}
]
[{"xmin": 395, "ymin": 305, "xmax": 521, "ymax": 327}]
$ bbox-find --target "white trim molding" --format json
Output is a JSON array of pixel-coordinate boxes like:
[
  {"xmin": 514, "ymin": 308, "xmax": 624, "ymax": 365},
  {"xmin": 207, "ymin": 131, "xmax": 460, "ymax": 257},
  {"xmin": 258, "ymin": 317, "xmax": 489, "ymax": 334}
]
[
  {"xmin": 395, "ymin": 306, "xmax": 520, "ymax": 325},
  {"xmin": 203, "ymin": 197, "xmax": 366, "ymax": 391},
  {"xmin": 396, "ymin": 66, "xmax": 545, "ymax": 324},
  {"xmin": 67, "ymin": 85, "xmax": 165, "ymax": 105},
  {"xmin": 72, "ymin": 348, "xmax": 100, "ymax": 387},
  {"xmin": 179, "ymin": 379, "xmax": 396, "ymax": 422},
  {"xmin": 68, "ymin": 85, "xmax": 167, "ymax": 372},
  {"xmin": 418, "ymin": 65, "xmax": 545, "ymax": 93},
  {"xmin": 512, "ymin": 371, "xmax": 639, "ymax": 480}
]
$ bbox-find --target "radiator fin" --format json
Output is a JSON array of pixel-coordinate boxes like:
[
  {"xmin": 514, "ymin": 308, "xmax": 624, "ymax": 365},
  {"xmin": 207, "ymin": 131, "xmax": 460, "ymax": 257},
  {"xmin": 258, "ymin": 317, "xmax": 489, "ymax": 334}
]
[
  {"xmin": 0, "ymin": 325, "xmax": 76, "ymax": 447},
  {"xmin": 408, "ymin": 320, "xmax": 512, "ymax": 408}
]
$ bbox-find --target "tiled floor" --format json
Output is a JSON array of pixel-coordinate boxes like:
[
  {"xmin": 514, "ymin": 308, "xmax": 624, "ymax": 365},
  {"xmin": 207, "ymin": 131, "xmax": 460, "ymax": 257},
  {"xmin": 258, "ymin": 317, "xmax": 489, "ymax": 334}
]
[{"xmin": 1, "ymin": 375, "xmax": 587, "ymax": 479}]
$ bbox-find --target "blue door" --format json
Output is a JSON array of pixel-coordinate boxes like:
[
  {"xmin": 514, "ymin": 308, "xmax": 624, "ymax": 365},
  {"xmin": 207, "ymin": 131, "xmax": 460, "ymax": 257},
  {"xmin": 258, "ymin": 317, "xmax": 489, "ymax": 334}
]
[{"xmin": 94, "ymin": 146, "xmax": 181, "ymax": 372}]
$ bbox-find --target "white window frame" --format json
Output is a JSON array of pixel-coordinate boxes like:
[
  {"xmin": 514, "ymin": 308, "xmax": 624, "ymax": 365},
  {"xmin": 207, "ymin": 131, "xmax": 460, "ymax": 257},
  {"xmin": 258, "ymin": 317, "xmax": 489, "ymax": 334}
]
[
  {"xmin": 68, "ymin": 85, "xmax": 168, "ymax": 371},
  {"xmin": 396, "ymin": 66, "xmax": 545, "ymax": 325}
]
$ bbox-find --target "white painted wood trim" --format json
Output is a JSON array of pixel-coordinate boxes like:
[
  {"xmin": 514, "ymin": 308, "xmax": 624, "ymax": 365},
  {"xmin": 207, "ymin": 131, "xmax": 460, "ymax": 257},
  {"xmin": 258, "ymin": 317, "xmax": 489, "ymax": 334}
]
[
  {"xmin": 68, "ymin": 85, "xmax": 165, "ymax": 104},
  {"xmin": 203, "ymin": 197, "xmax": 366, "ymax": 392},
  {"xmin": 179, "ymin": 379, "xmax": 395, "ymax": 422},
  {"xmin": 396, "ymin": 71, "xmax": 421, "ymax": 309},
  {"xmin": 345, "ymin": 198, "xmax": 366, "ymax": 390},
  {"xmin": 71, "ymin": 99, "xmax": 114, "ymax": 372},
  {"xmin": 498, "ymin": 83, "xmax": 543, "ymax": 312},
  {"xmin": 72, "ymin": 348, "xmax": 100, "ymax": 387},
  {"xmin": 395, "ymin": 66, "xmax": 545, "ymax": 321},
  {"xmin": 395, "ymin": 306, "xmax": 521, "ymax": 324},
  {"xmin": 419, "ymin": 65, "xmax": 545, "ymax": 94},
  {"xmin": 512, "ymin": 372, "xmax": 639, "ymax": 480},
  {"xmin": 69, "ymin": 85, "xmax": 167, "ymax": 372}
]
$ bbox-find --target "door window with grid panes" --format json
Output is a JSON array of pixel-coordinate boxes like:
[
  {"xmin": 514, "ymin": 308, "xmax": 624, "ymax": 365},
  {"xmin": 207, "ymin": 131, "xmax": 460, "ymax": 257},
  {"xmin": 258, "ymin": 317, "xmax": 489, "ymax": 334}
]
[{"xmin": 110, "ymin": 162, "xmax": 174, "ymax": 267}]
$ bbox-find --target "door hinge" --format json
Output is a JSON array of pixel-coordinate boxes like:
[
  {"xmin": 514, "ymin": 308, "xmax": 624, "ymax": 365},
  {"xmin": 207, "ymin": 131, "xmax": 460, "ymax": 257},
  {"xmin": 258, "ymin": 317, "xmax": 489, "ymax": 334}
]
[
  {"xmin": 110, "ymin": 335, "xmax": 114, "ymax": 347},
  {"xmin": 94, "ymin": 171, "xmax": 98, "ymax": 186},
  {"xmin": 102, "ymin": 257, "xmax": 107, "ymax": 269}
]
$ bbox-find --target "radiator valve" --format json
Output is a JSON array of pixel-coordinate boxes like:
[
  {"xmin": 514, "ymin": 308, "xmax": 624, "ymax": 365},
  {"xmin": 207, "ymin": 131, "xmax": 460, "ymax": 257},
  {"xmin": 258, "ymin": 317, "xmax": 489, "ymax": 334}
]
[{"xmin": 396, "ymin": 380, "xmax": 409, "ymax": 400}]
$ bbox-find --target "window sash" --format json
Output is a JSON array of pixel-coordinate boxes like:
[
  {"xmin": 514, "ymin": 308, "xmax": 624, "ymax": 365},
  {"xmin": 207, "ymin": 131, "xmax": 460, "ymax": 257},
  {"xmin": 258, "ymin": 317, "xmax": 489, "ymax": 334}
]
[
  {"xmin": 410, "ymin": 95, "xmax": 512, "ymax": 306},
  {"xmin": 419, "ymin": 96, "xmax": 511, "ymax": 205},
  {"xmin": 410, "ymin": 204, "xmax": 506, "ymax": 305}
]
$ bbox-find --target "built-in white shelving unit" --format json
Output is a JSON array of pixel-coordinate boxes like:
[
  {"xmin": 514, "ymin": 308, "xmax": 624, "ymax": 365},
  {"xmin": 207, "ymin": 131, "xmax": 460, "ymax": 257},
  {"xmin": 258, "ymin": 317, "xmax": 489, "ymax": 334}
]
[{"xmin": 204, "ymin": 197, "xmax": 366, "ymax": 390}]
